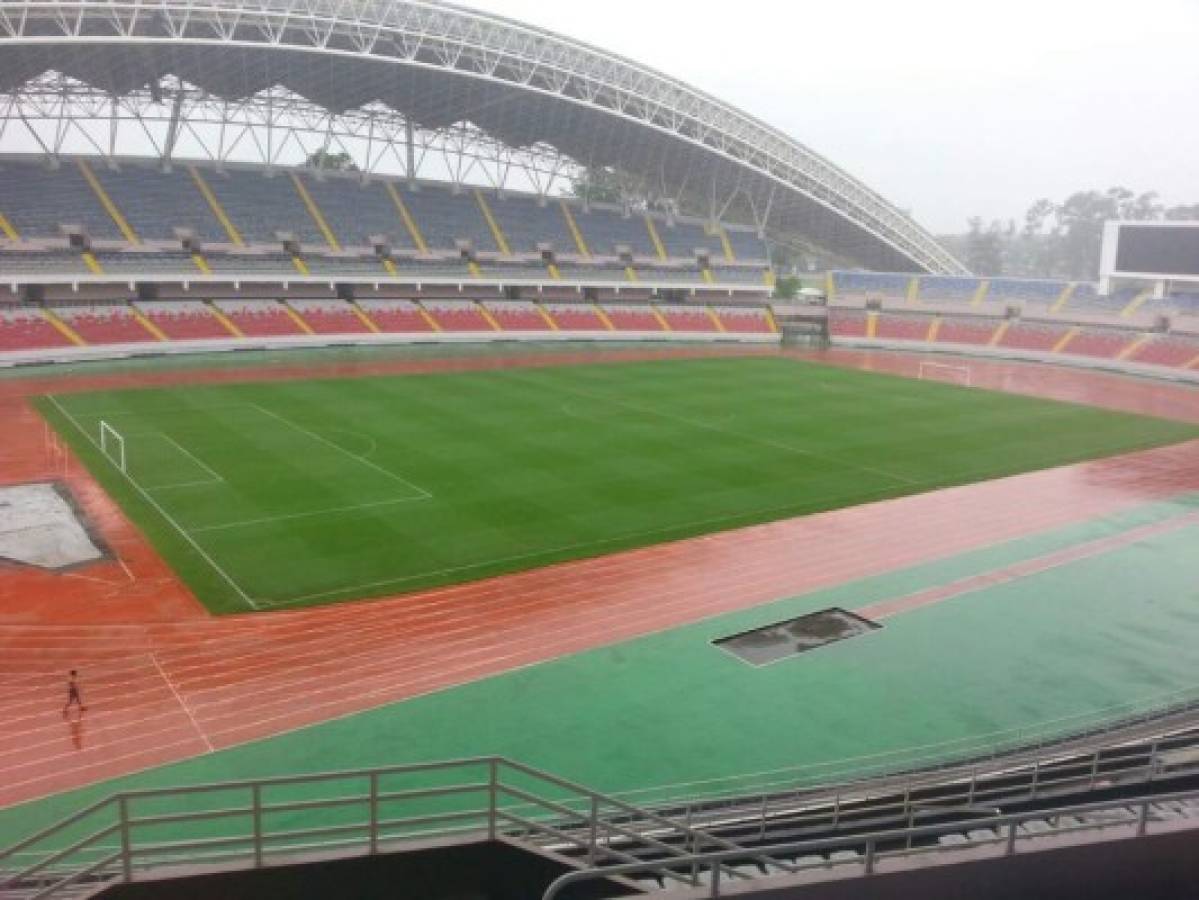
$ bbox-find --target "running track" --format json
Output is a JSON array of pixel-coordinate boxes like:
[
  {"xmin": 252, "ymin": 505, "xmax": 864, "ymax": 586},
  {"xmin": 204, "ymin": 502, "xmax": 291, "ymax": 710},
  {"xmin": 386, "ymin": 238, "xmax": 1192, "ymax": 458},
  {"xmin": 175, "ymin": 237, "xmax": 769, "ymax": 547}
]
[{"xmin": 0, "ymin": 347, "xmax": 1196, "ymax": 808}]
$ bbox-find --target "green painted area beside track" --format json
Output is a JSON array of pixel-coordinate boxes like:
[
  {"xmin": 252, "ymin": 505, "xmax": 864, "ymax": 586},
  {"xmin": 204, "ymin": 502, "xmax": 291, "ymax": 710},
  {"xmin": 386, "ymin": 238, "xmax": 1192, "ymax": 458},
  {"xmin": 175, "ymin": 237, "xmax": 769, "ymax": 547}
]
[
  {"xmin": 2, "ymin": 498, "xmax": 1197, "ymax": 851},
  {"xmin": 36, "ymin": 356, "xmax": 1199, "ymax": 613}
]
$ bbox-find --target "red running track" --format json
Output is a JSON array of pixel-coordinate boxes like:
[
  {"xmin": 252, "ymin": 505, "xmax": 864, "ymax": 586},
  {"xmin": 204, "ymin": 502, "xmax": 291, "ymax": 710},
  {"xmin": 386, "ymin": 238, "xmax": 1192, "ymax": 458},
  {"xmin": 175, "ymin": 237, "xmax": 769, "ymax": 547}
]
[{"xmin": 0, "ymin": 346, "xmax": 1196, "ymax": 808}]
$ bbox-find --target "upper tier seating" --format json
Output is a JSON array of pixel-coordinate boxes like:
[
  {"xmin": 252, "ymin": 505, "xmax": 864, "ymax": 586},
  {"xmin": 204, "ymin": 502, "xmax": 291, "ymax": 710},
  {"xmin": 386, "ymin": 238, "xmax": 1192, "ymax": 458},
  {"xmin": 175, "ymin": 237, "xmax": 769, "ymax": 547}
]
[
  {"xmin": 135, "ymin": 301, "xmax": 230, "ymax": 341},
  {"xmin": 53, "ymin": 304, "xmax": 157, "ymax": 344},
  {"xmin": 486, "ymin": 195, "xmax": 574, "ymax": 254},
  {"xmin": 0, "ymin": 307, "xmax": 73, "ymax": 351},
  {"xmin": 725, "ymin": 228, "xmax": 768, "ymax": 261},
  {"xmin": 601, "ymin": 304, "xmax": 665, "ymax": 331},
  {"xmin": 96, "ymin": 165, "xmax": 225, "ymax": 243},
  {"xmin": 206, "ymin": 170, "xmax": 323, "ymax": 246},
  {"xmin": 0, "ymin": 250, "xmax": 87, "ymax": 276},
  {"xmin": 0, "ymin": 160, "xmax": 121, "ymax": 241},
  {"xmin": 987, "ymin": 279, "xmax": 1064, "ymax": 305},
  {"xmin": 917, "ymin": 277, "xmax": 982, "ymax": 303},
  {"xmin": 213, "ymin": 299, "xmax": 305, "ymax": 337},
  {"xmin": 574, "ymin": 209, "xmax": 657, "ymax": 258},
  {"xmin": 288, "ymin": 299, "xmax": 370, "ymax": 335},
  {"xmin": 833, "ymin": 271, "xmax": 911, "ymax": 300},
  {"xmin": 357, "ymin": 299, "xmax": 434, "ymax": 333},
  {"xmin": 401, "ymin": 187, "xmax": 496, "ymax": 253},
  {"xmin": 96, "ymin": 252, "xmax": 202, "ymax": 275},
  {"xmin": 712, "ymin": 267, "xmax": 770, "ymax": 286},
  {"xmin": 657, "ymin": 220, "xmax": 712, "ymax": 259},
  {"xmin": 298, "ymin": 176, "xmax": 416, "ymax": 250},
  {"xmin": 422, "ymin": 299, "xmax": 493, "ymax": 332}
]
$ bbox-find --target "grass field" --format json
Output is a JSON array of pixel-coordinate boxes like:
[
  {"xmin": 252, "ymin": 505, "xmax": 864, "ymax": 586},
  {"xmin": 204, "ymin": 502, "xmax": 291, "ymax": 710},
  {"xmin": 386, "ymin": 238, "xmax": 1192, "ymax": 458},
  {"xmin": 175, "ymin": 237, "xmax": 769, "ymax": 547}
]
[{"xmin": 38, "ymin": 356, "xmax": 1199, "ymax": 613}]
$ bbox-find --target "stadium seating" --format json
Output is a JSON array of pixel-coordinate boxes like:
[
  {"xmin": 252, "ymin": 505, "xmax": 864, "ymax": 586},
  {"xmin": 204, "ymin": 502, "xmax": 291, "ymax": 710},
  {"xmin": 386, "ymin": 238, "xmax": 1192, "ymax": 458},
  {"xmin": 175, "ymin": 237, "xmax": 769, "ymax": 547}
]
[
  {"xmin": 917, "ymin": 277, "xmax": 982, "ymax": 304},
  {"xmin": 875, "ymin": 314, "xmax": 930, "ymax": 341},
  {"xmin": 52, "ymin": 304, "xmax": 158, "ymax": 344},
  {"xmin": 298, "ymin": 176, "xmax": 415, "ymax": 250},
  {"xmin": 401, "ymin": 186, "xmax": 496, "ymax": 253},
  {"xmin": 987, "ymin": 279, "xmax": 1065, "ymax": 306},
  {"xmin": 135, "ymin": 301, "xmax": 231, "ymax": 340},
  {"xmin": 357, "ymin": 299, "xmax": 435, "ymax": 333},
  {"xmin": 287, "ymin": 299, "xmax": 370, "ymax": 335},
  {"xmin": 573, "ymin": 208, "xmax": 657, "ymax": 258},
  {"xmin": 481, "ymin": 300, "xmax": 551, "ymax": 331},
  {"xmin": 421, "ymin": 300, "xmax": 494, "ymax": 331},
  {"xmin": 95, "ymin": 165, "xmax": 225, "ymax": 243},
  {"xmin": 724, "ymin": 227, "xmax": 769, "ymax": 261},
  {"xmin": 544, "ymin": 303, "xmax": 608, "ymax": 330},
  {"xmin": 713, "ymin": 306, "xmax": 774, "ymax": 334},
  {"xmin": 998, "ymin": 322, "xmax": 1070, "ymax": 352},
  {"xmin": 712, "ymin": 267, "xmax": 771, "ymax": 286},
  {"xmin": 0, "ymin": 307, "xmax": 73, "ymax": 350},
  {"xmin": 1063, "ymin": 327, "xmax": 1135, "ymax": 360},
  {"xmin": 96, "ymin": 252, "xmax": 201, "ymax": 275},
  {"xmin": 1130, "ymin": 335, "xmax": 1199, "ymax": 368},
  {"xmin": 935, "ymin": 317, "xmax": 1000, "ymax": 345},
  {"xmin": 0, "ymin": 160, "xmax": 121, "ymax": 241},
  {"xmin": 0, "ymin": 250, "xmax": 87, "ymax": 276},
  {"xmin": 828, "ymin": 310, "xmax": 870, "ymax": 338},
  {"xmin": 213, "ymin": 299, "xmax": 306, "ymax": 337},
  {"xmin": 656, "ymin": 219, "xmax": 712, "ymax": 259},
  {"xmin": 601, "ymin": 304, "xmax": 666, "ymax": 331},
  {"xmin": 485, "ymin": 194, "xmax": 573, "ymax": 254},
  {"xmin": 833, "ymin": 271, "xmax": 911, "ymax": 301},
  {"xmin": 203, "ymin": 169, "xmax": 324, "ymax": 247},
  {"xmin": 657, "ymin": 305, "xmax": 721, "ymax": 332}
]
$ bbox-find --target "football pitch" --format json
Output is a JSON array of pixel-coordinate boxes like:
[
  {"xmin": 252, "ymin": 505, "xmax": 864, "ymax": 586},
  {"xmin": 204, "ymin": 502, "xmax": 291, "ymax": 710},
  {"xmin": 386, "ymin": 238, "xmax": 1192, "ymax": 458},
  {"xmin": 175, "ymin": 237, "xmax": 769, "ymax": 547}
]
[{"xmin": 37, "ymin": 356, "xmax": 1199, "ymax": 614}]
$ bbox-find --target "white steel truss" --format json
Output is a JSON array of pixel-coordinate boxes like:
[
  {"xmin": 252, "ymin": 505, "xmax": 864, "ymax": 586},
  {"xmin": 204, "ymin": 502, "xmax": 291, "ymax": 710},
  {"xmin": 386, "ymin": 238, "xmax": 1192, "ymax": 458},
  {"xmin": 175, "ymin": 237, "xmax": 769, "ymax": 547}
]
[{"xmin": 0, "ymin": 0, "xmax": 968, "ymax": 273}]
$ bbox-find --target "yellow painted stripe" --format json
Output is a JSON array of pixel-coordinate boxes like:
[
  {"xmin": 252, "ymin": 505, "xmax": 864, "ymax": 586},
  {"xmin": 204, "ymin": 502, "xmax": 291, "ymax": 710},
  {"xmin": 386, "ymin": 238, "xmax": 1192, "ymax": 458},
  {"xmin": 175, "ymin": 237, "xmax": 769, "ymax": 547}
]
[
  {"xmin": 547, "ymin": 263, "xmax": 561, "ymax": 280},
  {"xmin": 290, "ymin": 173, "xmax": 340, "ymax": 251},
  {"xmin": 291, "ymin": 256, "xmax": 310, "ymax": 276},
  {"xmin": 77, "ymin": 159, "xmax": 139, "ymax": 245},
  {"xmin": 282, "ymin": 302, "xmax": 315, "ymax": 334},
  {"xmin": 536, "ymin": 304, "xmax": 560, "ymax": 331},
  {"xmin": 906, "ymin": 276, "xmax": 920, "ymax": 305},
  {"xmin": 130, "ymin": 307, "xmax": 169, "ymax": 342},
  {"xmin": 41, "ymin": 308, "xmax": 86, "ymax": 346},
  {"xmin": 1052, "ymin": 327, "xmax": 1080, "ymax": 354},
  {"xmin": 705, "ymin": 306, "xmax": 727, "ymax": 333},
  {"xmin": 350, "ymin": 302, "xmax": 381, "ymax": 333},
  {"xmin": 382, "ymin": 257, "xmax": 398, "ymax": 277},
  {"xmin": 971, "ymin": 279, "xmax": 991, "ymax": 307},
  {"xmin": 701, "ymin": 268, "xmax": 714, "ymax": 284},
  {"xmin": 989, "ymin": 320, "xmax": 1011, "ymax": 346},
  {"xmin": 1049, "ymin": 282, "xmax": 1076, "ymax": 313},
  {"xmin": 716, "ymin": 227, "xmax": 735, "ymax": 263},
  {"xmin": 593, "ymin": 304, "xmax": 615, "ymax": 331},
  {"xmin": 866, "ymin": 312, "xmax": 879, "ymax": 339},
  {"xmin": 650, "ymin": 305, "xmax": 672, "ymax": 332},
  {"xmin": 1116, "ymin": 334, "xmax": 1151, "ymax": 361},
  {"xmin": 764, "ymin": 308, "xmax": 779, "ymax": 334},
  {"xmin": 644, "ymin": 216, "xmax": 668, "ymax": 261},
  {"xmin": 384, "ymin": 182, "xmax": 428, "ymax": 253},
  {"xmin": 188, "ymin": 166, "xmax": 244, "ymax": 246},
  {"xmin": 416, "ymin": 302, "xmax": 443, "ymax": 332},
  {"xmin": 206, "ymin": 301, "xmax": 244, "ymax": 338},
  {"xmin": 625, "ymin": 266, "xmax": 639, "ymax": 283},
  {"xmin": 1121, "ymin": 289, "xmax": 1154, "ymax": 319},
  {"xmin": 477, "ymin": 302, "xmax": 503, "ymax": 331},
  {"xmin": 925, "ymin": 317, "xmax": 942, "ymax": 343},
  {"xmin": 825, "ymin": 271, "xmax": 836, "ymax": 301},
  {"xmin": 191, "ymin": 253, "xmax": 211, "ymax": 275},
  {"xmin": 0, "ymin": 210, "xmax": 20, "ymax": 240},
  {"xmin": 763, "ymin": 269, "xmax": 776, "ymax": 288},
  {"xmin": 468, "ymin": 261, "xmax": 482, "ymax": 278},
  {"xmin": 474, "ymin": 190, "xmax": 511, "ymax": 255},
  {"xmin": 560, "ymin": 202, "xmax": 591, "ymax": 258},
  {"xmin": 81, "ymin": 251, "xmax": 104, "ymax": 275}
]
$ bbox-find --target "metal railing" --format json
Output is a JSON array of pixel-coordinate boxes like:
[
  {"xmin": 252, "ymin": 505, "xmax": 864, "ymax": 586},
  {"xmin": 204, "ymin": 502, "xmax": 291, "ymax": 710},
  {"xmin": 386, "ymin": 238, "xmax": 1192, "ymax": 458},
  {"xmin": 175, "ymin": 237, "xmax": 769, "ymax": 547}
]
[{"xmin": 543, "ymin": 787, "xmax": 1199, "ymax": 899}]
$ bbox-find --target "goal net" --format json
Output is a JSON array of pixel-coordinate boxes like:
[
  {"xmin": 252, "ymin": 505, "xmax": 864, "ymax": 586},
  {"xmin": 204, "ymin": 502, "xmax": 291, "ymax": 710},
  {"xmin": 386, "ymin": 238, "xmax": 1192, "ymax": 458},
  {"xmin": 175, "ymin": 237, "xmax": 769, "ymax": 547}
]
[
  {"xmin": 99, "ymin": 420, "xmax": 126, "ymax": 473},
  {"xmin": 918, "ymin": 361, "xmax": 972, "ymax": 387}
]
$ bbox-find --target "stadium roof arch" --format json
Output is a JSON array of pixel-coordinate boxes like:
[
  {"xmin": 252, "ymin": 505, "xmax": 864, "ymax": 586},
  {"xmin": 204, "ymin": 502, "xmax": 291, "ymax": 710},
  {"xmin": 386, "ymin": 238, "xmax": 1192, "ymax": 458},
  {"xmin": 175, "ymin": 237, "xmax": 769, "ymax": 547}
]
[{"xmin": 0, "ymin": 0, "xmax": 967, "ymax": 274}]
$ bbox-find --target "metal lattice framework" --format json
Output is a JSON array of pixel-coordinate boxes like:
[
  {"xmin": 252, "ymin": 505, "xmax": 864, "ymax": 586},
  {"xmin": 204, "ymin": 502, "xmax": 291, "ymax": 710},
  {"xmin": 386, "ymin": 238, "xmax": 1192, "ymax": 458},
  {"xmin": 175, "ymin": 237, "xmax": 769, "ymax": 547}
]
[{"xmin": 0, "ymin": 0, "xmax": 968, "ymax": 273}]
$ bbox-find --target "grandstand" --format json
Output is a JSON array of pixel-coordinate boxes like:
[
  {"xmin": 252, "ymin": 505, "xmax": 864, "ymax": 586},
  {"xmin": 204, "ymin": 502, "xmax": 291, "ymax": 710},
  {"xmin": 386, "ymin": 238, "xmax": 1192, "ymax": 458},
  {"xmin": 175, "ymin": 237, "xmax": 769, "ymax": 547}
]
[{"xmin": 1, "ymin": 2, "xmax": 1199, "ymax": 899}]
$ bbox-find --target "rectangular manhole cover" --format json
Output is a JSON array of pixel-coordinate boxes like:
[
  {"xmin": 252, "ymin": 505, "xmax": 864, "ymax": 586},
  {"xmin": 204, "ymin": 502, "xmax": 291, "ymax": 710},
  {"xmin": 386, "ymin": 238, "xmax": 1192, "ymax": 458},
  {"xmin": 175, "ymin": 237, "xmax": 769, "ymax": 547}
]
[{"xmin": 714, "ymin": 608, "xmax": 881, "ymax": 666}]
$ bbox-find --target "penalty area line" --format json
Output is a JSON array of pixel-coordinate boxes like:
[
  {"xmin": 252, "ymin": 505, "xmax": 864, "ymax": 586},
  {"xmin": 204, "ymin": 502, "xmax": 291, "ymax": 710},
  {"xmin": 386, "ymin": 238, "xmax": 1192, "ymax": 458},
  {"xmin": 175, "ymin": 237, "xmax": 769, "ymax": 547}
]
[{"xmin": 45, "ymin": 395, "xmax": 262, "ymax": 612}]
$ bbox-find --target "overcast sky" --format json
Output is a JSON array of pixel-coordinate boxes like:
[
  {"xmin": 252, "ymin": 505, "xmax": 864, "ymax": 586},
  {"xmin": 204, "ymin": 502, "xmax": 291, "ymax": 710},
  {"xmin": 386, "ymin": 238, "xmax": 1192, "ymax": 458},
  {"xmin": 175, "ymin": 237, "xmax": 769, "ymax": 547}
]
[{"xmin": 461, "ymin": 0, "xmax": 1198, "ymax": 234}]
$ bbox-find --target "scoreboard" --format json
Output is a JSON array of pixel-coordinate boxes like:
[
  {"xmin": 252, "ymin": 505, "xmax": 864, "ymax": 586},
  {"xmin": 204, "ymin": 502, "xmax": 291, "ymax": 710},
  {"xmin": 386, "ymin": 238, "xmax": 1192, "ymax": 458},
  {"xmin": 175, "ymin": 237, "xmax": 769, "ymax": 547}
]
[{"xmin": 1101, "ymin": 221, "xmax": 1199, "ymax": 284}]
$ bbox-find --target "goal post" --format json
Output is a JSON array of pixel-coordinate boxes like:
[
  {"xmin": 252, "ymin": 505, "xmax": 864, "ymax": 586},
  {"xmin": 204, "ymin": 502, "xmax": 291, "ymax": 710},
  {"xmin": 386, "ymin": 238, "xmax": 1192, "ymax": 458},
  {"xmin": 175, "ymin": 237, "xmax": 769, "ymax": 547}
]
[
  {"xmin": 918, "ymin": 360, "xmax": 973, "ymax": 387},
  {"xmin": 99, "ymin": 420, "xmax": 126, "ymax": 473}
]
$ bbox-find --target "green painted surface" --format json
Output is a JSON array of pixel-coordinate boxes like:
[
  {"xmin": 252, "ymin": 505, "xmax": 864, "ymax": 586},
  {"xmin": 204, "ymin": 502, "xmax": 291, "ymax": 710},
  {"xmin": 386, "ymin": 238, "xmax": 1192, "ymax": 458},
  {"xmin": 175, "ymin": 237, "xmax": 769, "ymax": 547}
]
[
  {"xmin": 36, "ymin": 357, "xmax": 1199, "ymax": 613},
  {"xmin": 3, "ymin": 497, "xmax": 1197, "ymax": 848}
]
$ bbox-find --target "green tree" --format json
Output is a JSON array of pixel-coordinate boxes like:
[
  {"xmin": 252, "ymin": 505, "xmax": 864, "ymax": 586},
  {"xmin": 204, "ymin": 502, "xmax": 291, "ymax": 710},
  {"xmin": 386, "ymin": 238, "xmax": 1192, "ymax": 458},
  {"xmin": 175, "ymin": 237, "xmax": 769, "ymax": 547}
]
[
  {"xmin": 305, "ymin": 150, "xmax": 358, "ymax": 172},
  {"xmin": 568, "ymin": 167, "xmax": 632, "ymax": 205},
  {"xmin": 773, "ymin": 275, "xmax": 801, "ymax": 300},
  {"xmin": 964, "ymin": 217, "xmax": 1005, "ymax": 275},
  {"xmin": 1165, "ymin": 203, "xmax": 1199, "ymax": 220}
]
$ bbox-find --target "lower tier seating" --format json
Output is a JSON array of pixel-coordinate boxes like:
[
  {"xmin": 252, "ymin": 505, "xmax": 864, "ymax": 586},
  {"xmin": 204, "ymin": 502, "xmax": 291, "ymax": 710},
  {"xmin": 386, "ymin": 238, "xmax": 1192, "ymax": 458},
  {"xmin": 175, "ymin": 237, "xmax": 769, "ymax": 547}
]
[
  {"xmin": 288, "ymin": 300, "xmax": 370, "ymax": 335},
  {"xmin": 0, "ymin": 307, "xmax": 73, "ymax": 350},
  {"xmin": 54, "ymin": 305, "xmax": 158, "ymax": 344},
  {"xmin": 358, "ymin": 299, "xmax": 434, "ymax": 333},
  {"xmin": 214, "ymin": 300, "xmax": 305, "ymax": 337},
  {"xmin": 136, "ymin": 301, "xmax": 231, "ymax": 340},
  {"xmin": 482, "ymin": 301, "xmax": 551, "ymax": 331},
  {"xmin": 601, "ymin": 304, "xmax": 665, "ymax": 331},
  {"xmin": 423, "ymin": 300, "xmax": 494, "ymax": 332},
  {"xmin": 657, "ymin": 306, "xmax": 720, "ymax": 332}
]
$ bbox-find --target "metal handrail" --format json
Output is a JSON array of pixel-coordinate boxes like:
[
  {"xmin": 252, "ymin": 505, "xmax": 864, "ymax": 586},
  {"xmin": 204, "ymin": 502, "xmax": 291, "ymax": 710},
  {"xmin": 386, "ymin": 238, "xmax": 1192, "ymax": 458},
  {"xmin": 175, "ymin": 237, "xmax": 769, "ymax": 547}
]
[{"xmin": 542, "ymin": 787, "xmax": 1199, "ymax": 899}]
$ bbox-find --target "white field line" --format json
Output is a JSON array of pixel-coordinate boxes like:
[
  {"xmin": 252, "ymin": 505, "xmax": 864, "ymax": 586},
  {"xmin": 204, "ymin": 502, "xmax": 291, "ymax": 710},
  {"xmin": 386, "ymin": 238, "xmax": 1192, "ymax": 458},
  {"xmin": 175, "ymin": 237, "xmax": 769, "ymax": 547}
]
[
  {"xmin": 247, "ymin": 402, "xmax": 433, "ymax": 500},
  {"xmin": 149, "ymin": 433, "xmax": 226, "ymax": 489},
  {"xmin": 150, "ymin": 652, "xmax": 214, "ymax": 753},
  {"xmin": 190, "ymin": 496, "xmax": 426, "ymax": 534},
  {"xmin": 46, "ymin": 395, "xmax": 261, "ymax": 611}
]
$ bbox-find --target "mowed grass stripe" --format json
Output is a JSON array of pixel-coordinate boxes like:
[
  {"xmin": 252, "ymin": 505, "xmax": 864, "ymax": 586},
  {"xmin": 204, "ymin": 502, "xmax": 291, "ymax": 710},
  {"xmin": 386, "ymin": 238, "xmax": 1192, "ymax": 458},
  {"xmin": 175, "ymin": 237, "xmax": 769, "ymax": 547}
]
[{"xmin": 37, "ymin": 357, "xmax": 1199, "ymax": 613}]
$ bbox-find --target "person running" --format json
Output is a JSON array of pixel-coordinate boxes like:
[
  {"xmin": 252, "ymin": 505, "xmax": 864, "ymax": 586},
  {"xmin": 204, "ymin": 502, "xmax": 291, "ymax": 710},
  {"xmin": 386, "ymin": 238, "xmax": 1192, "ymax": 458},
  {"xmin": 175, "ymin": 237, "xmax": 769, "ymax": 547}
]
[{"xmin": 62, "ymin": 670, "xmax": 87, "ymax": 717}]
